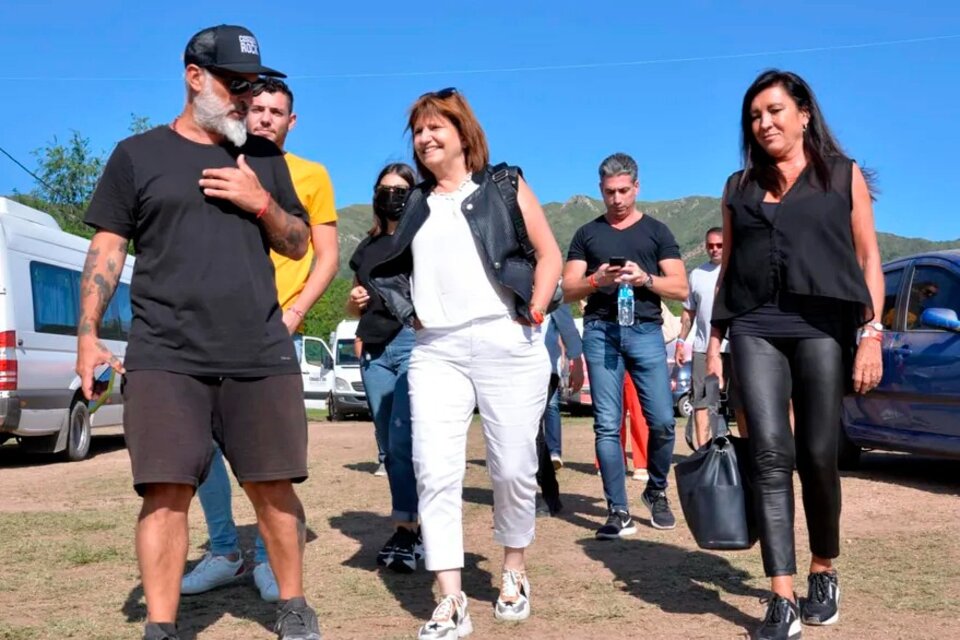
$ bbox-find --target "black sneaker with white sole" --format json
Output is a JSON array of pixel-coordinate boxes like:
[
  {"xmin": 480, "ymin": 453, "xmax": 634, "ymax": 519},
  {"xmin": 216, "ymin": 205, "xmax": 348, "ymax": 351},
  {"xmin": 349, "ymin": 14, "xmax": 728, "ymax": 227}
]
[
  {"xmin": 388, "ymin": 527, "xmax": 420, "ymax": 574},
  {"xmin": 754, "ymin": 594, "xmax": 801, "ymax": 640},
  {"xmin": 275, "ymin": 597, "xmax": 322, "ymax": 640},
  {"xmin": 595, "ymin": 509, "xmax": 637, "ymax": 540},
  {"xmin": 800, "ymin": 571, "xmax": 839, "ymax": 626},
  {"xmin": 641, "ymin": 489, "xmax": 677, "ymax": 530}
]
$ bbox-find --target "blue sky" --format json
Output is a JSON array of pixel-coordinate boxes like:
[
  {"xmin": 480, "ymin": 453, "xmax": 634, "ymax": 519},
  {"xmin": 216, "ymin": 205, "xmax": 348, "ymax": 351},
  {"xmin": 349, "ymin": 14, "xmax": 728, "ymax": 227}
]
[{"xmin": 1, "ymin": 1, "xmax": 958, "ymax": 239}]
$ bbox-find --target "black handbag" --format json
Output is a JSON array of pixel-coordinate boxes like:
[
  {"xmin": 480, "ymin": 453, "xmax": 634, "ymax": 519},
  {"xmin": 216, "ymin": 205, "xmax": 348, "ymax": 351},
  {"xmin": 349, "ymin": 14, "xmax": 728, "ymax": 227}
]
[{"xmin": 674, "ymin": 433, "xmax": 757, "ymax": 550}]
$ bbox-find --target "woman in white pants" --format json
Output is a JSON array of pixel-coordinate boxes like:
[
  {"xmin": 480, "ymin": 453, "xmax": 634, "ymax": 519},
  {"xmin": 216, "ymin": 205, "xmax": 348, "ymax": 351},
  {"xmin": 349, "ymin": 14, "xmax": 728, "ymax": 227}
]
[{"xmin": 366, "ymin": 88, "xmax": 562, "ymax": 639}]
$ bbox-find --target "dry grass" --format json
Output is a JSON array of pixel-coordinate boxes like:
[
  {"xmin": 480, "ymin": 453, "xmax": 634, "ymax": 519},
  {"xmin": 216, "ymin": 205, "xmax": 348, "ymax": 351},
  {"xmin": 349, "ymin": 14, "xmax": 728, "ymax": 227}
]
[{"xmin": 0, "ymin": 417, "xmax": 957, "ymax": 639}]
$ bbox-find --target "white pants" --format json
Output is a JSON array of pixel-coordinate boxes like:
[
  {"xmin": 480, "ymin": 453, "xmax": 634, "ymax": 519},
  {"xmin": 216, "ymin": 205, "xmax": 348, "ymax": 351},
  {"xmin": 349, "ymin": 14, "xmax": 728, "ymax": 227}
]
[{"xmin": 409, "ymin": 315, "xmax": 550, "ymax": 571}]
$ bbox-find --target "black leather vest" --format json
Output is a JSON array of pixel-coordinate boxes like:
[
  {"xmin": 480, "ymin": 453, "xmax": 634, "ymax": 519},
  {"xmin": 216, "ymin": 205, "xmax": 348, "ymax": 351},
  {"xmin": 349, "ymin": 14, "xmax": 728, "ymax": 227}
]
[
  {"xmin": 367, "ymin": 164, "xmax": 538, "ymax": 324},
  {"xmin": 713, "ymin": 155, "xmax": 873, "ymax": 324}
]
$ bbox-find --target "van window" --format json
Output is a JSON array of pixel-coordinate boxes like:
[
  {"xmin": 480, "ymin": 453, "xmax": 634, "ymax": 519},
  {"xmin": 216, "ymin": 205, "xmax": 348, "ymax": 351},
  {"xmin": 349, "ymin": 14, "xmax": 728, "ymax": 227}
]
[
  {"xmin": 29, "ymin": 262, "xmax": 132, "ymax": 338},
  {"xmin": 335, "ymin": 339, "xmax": 360, "ymax": 366},
  {"xmin": 305, "ymin": 338, "xmax": 332, "ymax": 369}
]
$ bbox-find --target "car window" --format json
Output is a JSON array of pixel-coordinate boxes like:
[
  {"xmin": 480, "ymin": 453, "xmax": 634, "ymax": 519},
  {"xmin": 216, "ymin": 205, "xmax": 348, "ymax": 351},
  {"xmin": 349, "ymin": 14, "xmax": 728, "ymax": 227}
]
[
  {"xmin": 880, "ymin": 268, "xmax": 903, "ymax": 329},
  {"xmin": 905, "ymin": 265, "xmax": 960, "ymax": 330}
]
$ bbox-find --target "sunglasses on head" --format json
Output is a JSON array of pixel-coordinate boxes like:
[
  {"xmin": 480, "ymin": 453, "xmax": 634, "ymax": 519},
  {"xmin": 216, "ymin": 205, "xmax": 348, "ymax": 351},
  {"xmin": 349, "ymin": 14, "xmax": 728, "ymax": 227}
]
[
  {"xmin": 419, "ymin": 87, "xmax": 458, "ymax": 100},
  {"xmin": 208, "ymin": 68, "xmax": 263, "ymax": 96}
]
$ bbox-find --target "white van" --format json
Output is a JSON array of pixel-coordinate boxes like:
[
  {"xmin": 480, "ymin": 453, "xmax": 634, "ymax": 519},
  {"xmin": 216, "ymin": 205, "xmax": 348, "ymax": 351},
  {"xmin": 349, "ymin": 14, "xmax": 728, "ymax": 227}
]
[
  {"xmin": 0, "ymin": 197, "xmax": 132, "ymax": 460},
  {"xmin": 300, "ymin": 333, "xmax": 334, "ymax": 410},
  {"xmin": 326, "ymin": 319, "xmax": 369, "ymax": 421}
]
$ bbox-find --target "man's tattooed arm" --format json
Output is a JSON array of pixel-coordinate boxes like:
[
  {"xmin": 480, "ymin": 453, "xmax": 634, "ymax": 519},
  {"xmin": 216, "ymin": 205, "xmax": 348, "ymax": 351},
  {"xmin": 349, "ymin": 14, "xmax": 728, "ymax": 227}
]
[
  {"xmin": 78, "ymin": 231, "xmax": 128, "ymax": 340},
  {"xmin": 259, "ymin": 198, "xmax": 309, "ymax": 259}
]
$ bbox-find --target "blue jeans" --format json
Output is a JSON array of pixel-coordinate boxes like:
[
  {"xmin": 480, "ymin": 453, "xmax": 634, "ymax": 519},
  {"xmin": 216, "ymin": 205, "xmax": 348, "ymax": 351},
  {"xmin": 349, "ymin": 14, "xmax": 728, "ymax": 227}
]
[
  {"xmin": 543, "ymin": 386, "xmax": 562, "ymax": 456},
  {"xmin": 582, "ymin": 320, "xmax": 676, "ymax": 511},
  {"xmin": 197, "ymin": 334, "xmax": 304, "ymax": 564},
  {"xmin": 360, "ymin": 327, "xmax": 417, "ymax": 522}
]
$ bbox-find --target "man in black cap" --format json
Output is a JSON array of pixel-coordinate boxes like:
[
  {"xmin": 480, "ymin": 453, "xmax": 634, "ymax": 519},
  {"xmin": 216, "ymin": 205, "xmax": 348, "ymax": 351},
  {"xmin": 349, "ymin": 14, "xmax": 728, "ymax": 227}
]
[{"xmin": 75, "ymin": 25, "xmax": 321, "ymax": 640}]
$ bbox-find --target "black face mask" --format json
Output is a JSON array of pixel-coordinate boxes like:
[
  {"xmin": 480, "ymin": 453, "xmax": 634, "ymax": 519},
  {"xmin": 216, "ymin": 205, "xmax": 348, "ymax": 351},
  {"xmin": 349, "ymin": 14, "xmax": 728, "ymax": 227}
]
[{"xmin": 373, "ymin": 186, "xmax": 409, "ymax": 221}]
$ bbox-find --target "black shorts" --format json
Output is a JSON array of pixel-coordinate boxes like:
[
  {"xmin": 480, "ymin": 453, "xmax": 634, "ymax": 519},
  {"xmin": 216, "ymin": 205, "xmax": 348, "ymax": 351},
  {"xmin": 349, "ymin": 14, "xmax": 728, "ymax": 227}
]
[{"xmin": 122, "ymin": 371, "xmax": 308, "ymax": 496}]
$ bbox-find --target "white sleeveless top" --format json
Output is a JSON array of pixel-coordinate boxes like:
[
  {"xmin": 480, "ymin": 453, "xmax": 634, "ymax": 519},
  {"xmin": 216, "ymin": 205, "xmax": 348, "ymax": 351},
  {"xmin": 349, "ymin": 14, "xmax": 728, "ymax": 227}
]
[{"xmin": 411, "ymin": 176, "xmax": 515, "ymax": 329}]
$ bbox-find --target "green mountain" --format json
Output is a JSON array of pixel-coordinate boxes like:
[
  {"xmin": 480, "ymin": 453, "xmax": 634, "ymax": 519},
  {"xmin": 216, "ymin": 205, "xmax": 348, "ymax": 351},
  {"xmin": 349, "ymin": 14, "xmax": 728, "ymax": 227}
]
[{"xmin": 334, "ymin": 195, "xmax": 960, "ymax": 277}]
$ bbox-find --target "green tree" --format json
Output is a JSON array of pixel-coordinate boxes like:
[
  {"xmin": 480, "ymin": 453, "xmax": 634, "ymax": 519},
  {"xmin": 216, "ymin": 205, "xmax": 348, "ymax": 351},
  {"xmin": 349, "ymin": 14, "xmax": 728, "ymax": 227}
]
[
  {"xmin": 31, "ymin": 130, "xmax": 103, "ymax": 216},
  {"xmin": 129, "ymin": 114, "xmax": 152, "ymax": 135},
  {"xmin": 302, "ymin": 277, "xmax": 352, "ymax": 341}
]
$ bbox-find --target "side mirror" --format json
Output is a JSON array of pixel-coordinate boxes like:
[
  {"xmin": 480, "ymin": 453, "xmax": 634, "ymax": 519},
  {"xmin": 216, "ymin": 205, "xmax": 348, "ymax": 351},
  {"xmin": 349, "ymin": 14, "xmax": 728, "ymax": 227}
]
[{"xmin": 919, "ymin": 308, "xmax": 960, "ymax": 332}]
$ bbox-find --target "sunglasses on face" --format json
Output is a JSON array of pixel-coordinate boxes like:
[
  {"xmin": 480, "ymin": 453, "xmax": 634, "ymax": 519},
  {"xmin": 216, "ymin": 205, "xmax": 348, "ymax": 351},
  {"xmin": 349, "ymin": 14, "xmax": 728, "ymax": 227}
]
[
  {"xmin": 419, "ymin": 87, "xmax": 458, "ymax": 100},
  {"xmin": 376, "ymin": 185, "xmax": 410, "ymax": 197},
  {"xmin": 208, "ymin": 68, "xmax": 263, "ymax": 96},
  {"xmin": 707, "ymin": 243, "xmax": 723, "ymax": 249}
]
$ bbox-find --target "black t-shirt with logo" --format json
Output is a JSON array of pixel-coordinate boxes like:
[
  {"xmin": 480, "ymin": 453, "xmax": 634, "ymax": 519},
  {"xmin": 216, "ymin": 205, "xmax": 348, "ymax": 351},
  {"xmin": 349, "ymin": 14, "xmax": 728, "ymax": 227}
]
[
  {"xmin": 350, "ymin": 233, "xmax": 407, "ymax": 347},
  {"xmin": 567, "ymin": 214, "xmax": 681, "ymax": 325},
  {"xmin": 84, "ymin": 126, "xmax": 308, "ymax": 376}
]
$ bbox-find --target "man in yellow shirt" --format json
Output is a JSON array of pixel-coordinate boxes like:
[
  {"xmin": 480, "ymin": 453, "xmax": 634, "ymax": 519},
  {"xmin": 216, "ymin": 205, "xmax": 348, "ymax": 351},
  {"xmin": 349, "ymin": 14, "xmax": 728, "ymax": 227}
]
[{"xmin": 181, "ymin": 78, "xmax": 339, "ymax": 603}]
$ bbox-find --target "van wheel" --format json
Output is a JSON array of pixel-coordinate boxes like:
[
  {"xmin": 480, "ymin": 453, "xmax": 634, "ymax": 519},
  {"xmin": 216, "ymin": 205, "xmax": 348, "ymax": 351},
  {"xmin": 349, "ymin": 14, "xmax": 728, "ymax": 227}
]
[
  {"xmin": 64, "ymin": 400, "xmax": 92, "ymax": 461},
  {"xmin": 328, "ymin": 394, "xmax": 341, "ymax": 422}
]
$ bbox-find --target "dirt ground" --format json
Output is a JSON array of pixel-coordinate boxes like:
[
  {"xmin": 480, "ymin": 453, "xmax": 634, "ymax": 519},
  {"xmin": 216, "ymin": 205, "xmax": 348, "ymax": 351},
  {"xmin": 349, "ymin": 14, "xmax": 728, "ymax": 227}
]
[{"xmin": 0, "ymin": 417, "xmax": 958, "ymax": 640}]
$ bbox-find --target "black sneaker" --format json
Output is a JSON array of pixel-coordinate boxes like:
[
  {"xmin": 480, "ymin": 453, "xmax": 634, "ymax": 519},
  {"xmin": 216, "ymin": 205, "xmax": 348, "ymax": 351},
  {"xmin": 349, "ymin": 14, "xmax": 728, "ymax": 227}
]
[
  {"xmin": 377, "ymin": 530, "xmax": 399, "ymax": 567},
  {"xmin": 595, "ymin": 509, "xmax": 637, "ymax": 540},
  {"xmin": 275, "ymin": 596, "xmax": 322, "ymax": 640},
  {"xmin": 143, "ymin": 622, "xmax": 179, "ymax": 640},
  {"xmin": 641, "ymin": 489, "xmax": 677, "ymax": 530},
  {"xmin": 414, "ymin": 527, "xmax": 424, "ymax": 560},
  {"xmin": 754, "ymin": 594, "xmax": 801, "ymax": 640},
  {"xmin": 388, "ymin": 527, "xmax": 419, "ymax": 574},
  {"xmin": 800, "ymin": 571, "xmax": 840, "ymax": 626}
]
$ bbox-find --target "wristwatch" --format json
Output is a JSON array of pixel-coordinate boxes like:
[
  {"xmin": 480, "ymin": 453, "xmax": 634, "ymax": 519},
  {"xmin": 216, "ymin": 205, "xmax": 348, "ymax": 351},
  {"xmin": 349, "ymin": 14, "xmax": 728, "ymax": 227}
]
[
  {"xmin": 864, "ymin": 321, "xmax": 884, "ymax": 332},
  {"xmin": 642, "ymin": 274, "xmax": 654, "ymax": 288}
]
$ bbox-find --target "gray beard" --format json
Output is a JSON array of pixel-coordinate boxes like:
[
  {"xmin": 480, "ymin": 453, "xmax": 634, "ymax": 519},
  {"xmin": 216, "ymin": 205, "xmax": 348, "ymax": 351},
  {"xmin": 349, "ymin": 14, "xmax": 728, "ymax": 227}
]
[{"xmin": 193, "ymin": 81, "xmax": 247, "ymax": 147}]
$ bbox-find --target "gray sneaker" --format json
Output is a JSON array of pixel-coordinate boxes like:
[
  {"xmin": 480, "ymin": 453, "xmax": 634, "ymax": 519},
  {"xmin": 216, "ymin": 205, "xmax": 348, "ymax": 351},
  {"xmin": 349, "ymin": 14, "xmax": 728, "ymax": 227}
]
[{"xmin": 275, "ymin": 597, "xmax": 322, "ymax": 640}]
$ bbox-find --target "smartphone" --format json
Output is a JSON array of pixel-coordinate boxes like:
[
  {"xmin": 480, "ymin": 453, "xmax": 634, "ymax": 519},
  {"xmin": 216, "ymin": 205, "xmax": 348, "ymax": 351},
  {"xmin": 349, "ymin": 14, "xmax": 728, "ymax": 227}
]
[
  {"xmin": 609, "ymin": 256, "xmax": 627, "ymax": 268},
  {"xmin": 88, "ymin": 364, "xmax": 115, "ymax": 412}
]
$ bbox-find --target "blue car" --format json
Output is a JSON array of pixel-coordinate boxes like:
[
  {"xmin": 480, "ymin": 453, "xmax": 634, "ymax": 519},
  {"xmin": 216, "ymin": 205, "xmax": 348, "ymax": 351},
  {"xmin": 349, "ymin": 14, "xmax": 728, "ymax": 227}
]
[{"xmin": 840, "ymin": 250, "xmax": 960, "ymax": 468}]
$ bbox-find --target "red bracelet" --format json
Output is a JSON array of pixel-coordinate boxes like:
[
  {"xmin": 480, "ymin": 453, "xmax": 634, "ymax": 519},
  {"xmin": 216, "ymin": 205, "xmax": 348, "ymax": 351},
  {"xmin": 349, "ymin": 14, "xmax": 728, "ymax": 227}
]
[
  {"xmin": 861, "ymin": 332, "xmax": 882, "ymax": 342},
  {"xmin": 255, "ymin": 194, "xmax": 271, "ymax": 219},
  {"xmin": 587, "ymin": 273, "xmax": 599, "ymax": 289}
]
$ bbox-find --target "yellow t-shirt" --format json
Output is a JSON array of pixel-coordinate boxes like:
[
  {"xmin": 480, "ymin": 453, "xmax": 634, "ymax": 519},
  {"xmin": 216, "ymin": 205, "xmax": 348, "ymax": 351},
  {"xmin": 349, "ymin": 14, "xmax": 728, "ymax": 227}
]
[{"xmin": 272, "ymin": 152, "xmax": 337, "ymax": 311}]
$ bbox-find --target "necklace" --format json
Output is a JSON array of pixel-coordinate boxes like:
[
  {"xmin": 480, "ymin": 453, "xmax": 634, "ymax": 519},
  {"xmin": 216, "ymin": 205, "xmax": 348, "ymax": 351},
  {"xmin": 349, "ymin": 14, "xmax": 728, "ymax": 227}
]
[{"xmin": 433, "ymin": 173, "xmax": 473, "ymax": 196}]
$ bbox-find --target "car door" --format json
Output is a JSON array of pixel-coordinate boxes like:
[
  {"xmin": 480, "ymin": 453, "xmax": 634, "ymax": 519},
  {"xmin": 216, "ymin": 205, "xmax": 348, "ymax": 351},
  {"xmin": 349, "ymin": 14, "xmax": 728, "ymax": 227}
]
[
  {"xmin": 842, "ymin": 263, "xmax": 911, "ymax": 439},
  {"xmin": 302, "ymin": 336, "xmax": 334, "ymax": 409},
  {"xmin": 893, "ymin": 259, "xmax": 960, "ymax": 445}
]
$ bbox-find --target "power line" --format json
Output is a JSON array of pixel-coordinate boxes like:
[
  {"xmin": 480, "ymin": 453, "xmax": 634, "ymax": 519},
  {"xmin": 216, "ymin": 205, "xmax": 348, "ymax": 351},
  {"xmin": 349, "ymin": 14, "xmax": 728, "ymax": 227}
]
[
  {"xmin": 0, "ymin": 33, "xmax": 957, "ymax": 82},
  {"xmin": 0, "ymin": 144, "xmax": 55, "ymax": 193}
]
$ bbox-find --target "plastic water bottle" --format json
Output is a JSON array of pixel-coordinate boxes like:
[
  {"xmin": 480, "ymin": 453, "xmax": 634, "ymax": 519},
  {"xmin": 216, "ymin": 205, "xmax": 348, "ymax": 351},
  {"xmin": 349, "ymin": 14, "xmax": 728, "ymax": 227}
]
[{"xmin": 617, "ymin": 282, "xmax": 635, "ymax": 326}]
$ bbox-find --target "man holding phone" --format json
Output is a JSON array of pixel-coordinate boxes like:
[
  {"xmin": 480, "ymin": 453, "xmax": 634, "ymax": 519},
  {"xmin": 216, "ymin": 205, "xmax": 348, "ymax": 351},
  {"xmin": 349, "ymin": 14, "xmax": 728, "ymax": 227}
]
[{"xmin": 563, "ymin": 153, "xmax": 689, "ymax": 539}]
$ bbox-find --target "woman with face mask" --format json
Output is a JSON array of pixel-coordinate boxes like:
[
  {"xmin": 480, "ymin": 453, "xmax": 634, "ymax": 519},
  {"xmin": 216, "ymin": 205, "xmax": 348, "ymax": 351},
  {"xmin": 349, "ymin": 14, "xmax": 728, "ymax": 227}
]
[{"xmin": 346, "ymin": 162, "xmax": 422, "ymax": 573}]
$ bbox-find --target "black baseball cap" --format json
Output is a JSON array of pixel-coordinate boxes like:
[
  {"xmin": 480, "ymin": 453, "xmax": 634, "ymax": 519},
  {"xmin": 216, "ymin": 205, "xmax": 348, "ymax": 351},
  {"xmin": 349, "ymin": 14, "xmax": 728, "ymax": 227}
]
[{"xmin": 184, "ymin": 25, "xmax": 286, "ymax": 78}]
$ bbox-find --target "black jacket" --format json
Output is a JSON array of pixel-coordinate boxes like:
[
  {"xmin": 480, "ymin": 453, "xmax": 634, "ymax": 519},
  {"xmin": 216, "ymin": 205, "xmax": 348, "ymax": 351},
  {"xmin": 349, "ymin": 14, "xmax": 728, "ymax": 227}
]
[{"xmin": 367, "ymin": 164, "xmax": 539, "ymax": 325}]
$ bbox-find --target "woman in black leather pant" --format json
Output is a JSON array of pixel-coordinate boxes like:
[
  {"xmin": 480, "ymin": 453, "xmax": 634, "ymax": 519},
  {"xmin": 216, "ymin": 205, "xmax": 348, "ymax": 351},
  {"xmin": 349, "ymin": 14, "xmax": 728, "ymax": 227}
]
[{"xmin": 708, "ymin": 70, "xmax": 884, "ymax": 640}]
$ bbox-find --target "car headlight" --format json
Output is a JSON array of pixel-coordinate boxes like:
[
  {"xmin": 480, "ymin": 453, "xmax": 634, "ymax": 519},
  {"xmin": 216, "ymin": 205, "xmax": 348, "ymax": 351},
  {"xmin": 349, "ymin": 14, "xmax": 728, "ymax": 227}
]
[{"xmin": 335, "ymin": 377, "xmax": 351, "ymax": 392}]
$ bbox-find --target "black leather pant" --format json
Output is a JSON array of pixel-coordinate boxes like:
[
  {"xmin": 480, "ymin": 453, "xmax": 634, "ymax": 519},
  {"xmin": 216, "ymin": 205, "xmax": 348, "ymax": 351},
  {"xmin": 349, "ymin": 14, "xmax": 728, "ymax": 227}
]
[
  {"xmin": 731, "ymin": 334, "xmax": 844, "ymax": 577},
  {"xmin": 537, "ymin": 374, "xmax": 562, "ymax": 512}
]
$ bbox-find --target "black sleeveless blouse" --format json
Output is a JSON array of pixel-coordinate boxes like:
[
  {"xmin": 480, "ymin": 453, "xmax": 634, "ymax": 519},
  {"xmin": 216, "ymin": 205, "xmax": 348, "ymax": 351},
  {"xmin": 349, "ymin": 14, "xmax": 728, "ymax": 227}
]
[{"xmin": 712, "ymin": 155, "xmax": 873, "ymax": 329}]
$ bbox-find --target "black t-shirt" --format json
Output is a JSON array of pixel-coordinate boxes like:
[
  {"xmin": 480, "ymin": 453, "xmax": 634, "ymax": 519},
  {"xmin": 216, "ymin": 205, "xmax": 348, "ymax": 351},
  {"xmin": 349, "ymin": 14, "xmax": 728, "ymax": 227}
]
[
  {"xmin": 567, "ymin": 214, "xmax": 681, "ymax": 324},
  {"xmin": 84, "ymin": 126, "xmax": 308, "ymax": 376},
  {"xmin": 350, "ymin": 234, "xmax": 406, "ymax": 347}
]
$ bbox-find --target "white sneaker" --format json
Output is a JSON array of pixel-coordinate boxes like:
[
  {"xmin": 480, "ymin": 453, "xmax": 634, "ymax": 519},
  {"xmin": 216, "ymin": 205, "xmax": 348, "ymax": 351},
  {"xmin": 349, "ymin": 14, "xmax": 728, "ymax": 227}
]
[
  {"xmin": 632, "ymin": 468, "xmax": 649, "ymax": 482},
  {"xmin": 418, "ymin": 591, "xmax": 473, "ymax": 639},
  {"xmin": 374, "ymin": 462, "xmax": 387, "ymax": 477},
  {"xmin": 181, "ymin": 552, "xmax": 245, "ymax": 595},
  {"xmin": 494, "ymin": 569, "xmax": 531, "ymax": 622},
  {"xmin": 253, "ymin": 562, "xmax": 280, "ymax": 603},
  {"xmin": 550, "ymin": 453, "xmax": 563, "ymax": 470}
]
